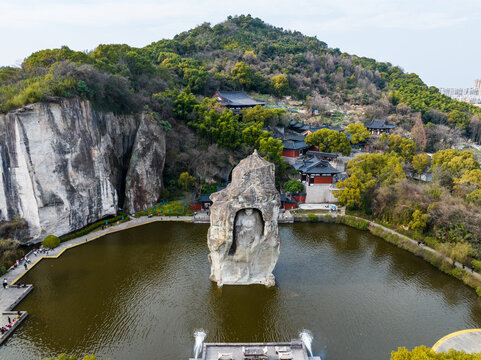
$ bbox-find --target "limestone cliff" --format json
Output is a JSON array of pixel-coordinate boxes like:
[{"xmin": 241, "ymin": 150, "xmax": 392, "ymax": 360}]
[
  {"xmin": 124, "ymin": 113, "xmax": 166, "ymax": 212},
  {"xmin": 0, "ymin": 98, "xmax": 166, "ymax": 243}
]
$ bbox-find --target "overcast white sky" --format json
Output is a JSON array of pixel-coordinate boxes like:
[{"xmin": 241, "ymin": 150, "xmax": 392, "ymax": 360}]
[{"xmin": 1, "ymin": 0, "xmax": 480, "ymax": 88}]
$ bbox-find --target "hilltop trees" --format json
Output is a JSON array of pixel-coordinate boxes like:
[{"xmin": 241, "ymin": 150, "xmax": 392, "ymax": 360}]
[
  {"xmin": 447, "ymin": 110, "xmax": 471, "ymax": 131},
  {"xmin": 271, "ymin": 74, "xmax": 290, "ymax": 97},
  {"xmin": 305, "ymin": 129, "xmax": 351, "ymax": 155},
  {"xmin": 230, "ymin": 62, "xmax": 253, "ymax": 89},
  {"xmin": 1, "ymin": 14, "xmax": 480, "ymax": 133}
]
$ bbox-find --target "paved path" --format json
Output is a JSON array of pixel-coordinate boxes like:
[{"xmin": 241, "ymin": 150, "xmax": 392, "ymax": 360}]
[{"xmin": 433, "ymin": 329, "xmax": 481, "ymax": 353}]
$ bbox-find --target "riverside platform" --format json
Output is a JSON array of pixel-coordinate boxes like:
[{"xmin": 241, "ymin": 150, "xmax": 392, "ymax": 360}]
[
  {"xmin": 190, "ymin": 339, "xmax": 321, "ymax": 360},
  {"xmin": 433, "ymin": 329, "xmax": 481, "ymax": 353}
]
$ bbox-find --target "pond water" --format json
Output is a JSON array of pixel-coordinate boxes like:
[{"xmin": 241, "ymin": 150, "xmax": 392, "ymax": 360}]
[{"xmin": 1, "ymin": 222, "xmax": 480, "ymax": 360}]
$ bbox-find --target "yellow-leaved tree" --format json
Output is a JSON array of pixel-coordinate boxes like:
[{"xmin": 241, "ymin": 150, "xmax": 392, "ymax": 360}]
[{"xmin": 345, "ymin": 123, "xmax": 371, "ymax": 144}]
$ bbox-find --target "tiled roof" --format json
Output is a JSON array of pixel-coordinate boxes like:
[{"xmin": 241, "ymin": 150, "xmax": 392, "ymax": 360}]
[
  {"xmin": 305, "ymin": 150, "xmax": 338, "ymax": 158},
  {"xmin": 293, "ymin": 158, "xmax": 340, "ymax": 175},
  {"xmin": 285, "ymin": 134, "xmax": 306, "ymax": 141},
  {"xmin": 282, "ymin": 140, "xmax": 309, "ymax": 150},
  {"xmin": 366, "ymin": 119, "xmax": 396, "ymax": 130},
  {"xmin": 215, "ymin": 91, "xmax": 265, "ymax": 106},
  {"xmin": 199, "ymin": 194, "xmax": 213, "ymax": 203}
]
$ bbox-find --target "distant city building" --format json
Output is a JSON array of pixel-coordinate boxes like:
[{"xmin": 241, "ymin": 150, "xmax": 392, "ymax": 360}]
[
  {"xmin": 439, "ymin": 79, "xmax": 481, "ymax": 105},
  {"xmin": 475, "ymin": 79, "xmax": 481, "ymax": 91}
]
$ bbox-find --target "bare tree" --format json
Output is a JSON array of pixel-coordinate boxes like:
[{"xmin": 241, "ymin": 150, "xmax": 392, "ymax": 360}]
[
  {"xmin": 410, "ymin": 113, "xmax": 427, "ymax": 151},
  {"xmin": 469, "ymin": 115, "xmax": 481, "ymax": 144}
]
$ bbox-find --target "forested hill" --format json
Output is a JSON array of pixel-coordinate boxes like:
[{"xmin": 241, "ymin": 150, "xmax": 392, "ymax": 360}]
[{"xmin": 0, "ymin": 14, "xmax": 479, "ymax": 128}]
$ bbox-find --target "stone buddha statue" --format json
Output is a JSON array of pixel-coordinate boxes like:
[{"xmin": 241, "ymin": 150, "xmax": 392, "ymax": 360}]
[{"xmin": 233, "ymin": 208, "xmax": 263, "ymax": 262}]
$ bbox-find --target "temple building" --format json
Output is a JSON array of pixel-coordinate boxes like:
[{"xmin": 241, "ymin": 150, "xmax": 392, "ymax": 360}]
[
  {"xmin": 281, "ymin": 139, "xmax": 310, "ymax": 162},
  {"xmin": 294, "ymin": 157, "xmax": 340, "ymax": 185},
  {"xmin": 213, "ymin": 91, "xmax": 265, "ymax": 112},
  {"xmin": 365, "ymin": 118, "xmax": 396, "ymax": 135},
  {"xmin": 288, "ymin": 120, "xmax": 343, "ymax": 134}
]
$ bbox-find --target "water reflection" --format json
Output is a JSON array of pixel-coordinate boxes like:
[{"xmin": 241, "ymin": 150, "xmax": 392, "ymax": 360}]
[{"xmin": 0, "ymin": 222, "xmax": 480, "ymax": 360}]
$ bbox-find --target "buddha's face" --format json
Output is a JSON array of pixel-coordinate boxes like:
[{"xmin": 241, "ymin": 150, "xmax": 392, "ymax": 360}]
[{"xmin": 244, "ymin": 208, "xmax": 253, "ymax": 216}]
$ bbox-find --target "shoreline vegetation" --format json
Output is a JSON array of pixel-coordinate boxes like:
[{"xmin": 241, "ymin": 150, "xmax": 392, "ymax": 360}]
[{"xmin": 294, "ymin": 212, "xmax": 481, "ymax": 296}]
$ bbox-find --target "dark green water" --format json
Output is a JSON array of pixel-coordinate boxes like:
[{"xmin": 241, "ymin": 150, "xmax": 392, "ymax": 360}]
[{"xmin": 1, "ymin": 222, "xmax": 481, "ymax": 360}]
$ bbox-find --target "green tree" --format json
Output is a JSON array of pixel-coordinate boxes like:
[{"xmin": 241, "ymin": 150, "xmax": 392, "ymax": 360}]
[
  {"xmin": 182, "ymin": 66, "xmax": 209, "ymax": 92},
  {"xmin": 42, "ymin": 235, "xmax": 60, "ymax": 249},
  {"xmin": 270, "ymin": 74, "xmax": 290, "ymax": 97},
  {"xmin": 336, "ymin": 153, "xmax": 405, "ymax": 210},
  {"xmin": 241, "ymin": 124, "xmax": 268, "ymax": 148},
  {"xmin": 412, "ymin": 153, "xmax": 430, "ymax": 173},
  {"xmin": 454, "ymin": 169, "xmax": 481, "ymax": 204},
  {"xmin": 76, "ymin": 80, "xmax": 90, "ymax": 98},
  {"xmin": 201, "ymin": 182, "xmax": 221, "ymax": 194},
  {"xmin": 258, "ymin": 137, "xmax": 284, "ymax": 166},
  {"xmin": 386, "ymin": 134, "xmax": 416, "ymax": 161},
  {"xmin": 447, "ymin": 110, "xmax": 471, "ymax": 131},
  {"xmin": 345, "ymin": 123, "xmax": 371, "ymax": 144},
  {"xmin": 391, "ymin": 345, "xmax": 481, "ymax": 360},
  {"xmin": 283, "ymin": 180, "xmax": 304, "ymax": 194},
  {"xmin": 335, "ymin": 174, "xmax": 363, "ymax": 209},
  {"xmin": 305, "ymin": 129, "xmax": 351, "ymax": 156},
  {"xmin": 408, "ymin": 210, "xmax": 429, "ymax": 233},
  {"xmin": 439, "ymin": 241, "xmax": 473, "ymax": 266},
  {"xmin": 432, "ymin": 149, "xmax": 479, "ymax": 177},
  {"xmin": 241, "ymin": 105, "xmax": 287, "ymax": 127},
  {"xmin": 178, "ymin": 172, "xmax": 196, "ymax": 190},
  {"xmin": 173, "ymin": 89, "xmax": 199, "ymax": 121},
  {"xmin": 230, "ymin": 62, "xmax": 253, "ymax": 89}
]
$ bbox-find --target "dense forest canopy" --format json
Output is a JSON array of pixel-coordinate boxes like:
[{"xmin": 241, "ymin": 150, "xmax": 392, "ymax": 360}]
[{"xmin": 1, "ymin": 14, "xmax": 479, "ymax": 121}]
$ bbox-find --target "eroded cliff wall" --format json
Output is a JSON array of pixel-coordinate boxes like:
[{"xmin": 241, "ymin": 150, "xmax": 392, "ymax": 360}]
[{"xmin": 0, "ymin": 98, "xmax": 166, "ymax": 242}]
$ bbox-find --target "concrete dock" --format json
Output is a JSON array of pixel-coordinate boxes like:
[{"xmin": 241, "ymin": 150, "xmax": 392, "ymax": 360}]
[
  {"xmin": 191, "ymin": 339, "xmax": 320, "ymax": 360},
  {"xmin": 433, "ymin": 329, "xmax": 481, "ymax": 353}
]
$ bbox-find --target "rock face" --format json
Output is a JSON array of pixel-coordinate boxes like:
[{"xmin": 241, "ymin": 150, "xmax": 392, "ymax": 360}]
[
  {"xmin": 207, "ymin": 150, "xmax": 281, "ymax": 287},
  {"xmin": 0, "ymin": 98, "xmax": 166, "ymax": 242},
  {"xmin": 124, "ymin": 114, "xmax": 166, "ymax": 212}
]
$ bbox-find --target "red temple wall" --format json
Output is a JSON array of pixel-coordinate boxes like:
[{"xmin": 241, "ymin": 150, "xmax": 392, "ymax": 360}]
[
  {"xmin": 282, "ymin": 149, "xmax": 300, "ymax": 158},
  {"xmin": 313, "ymin": 176, "xmax": 333, "ymax": 184}
]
